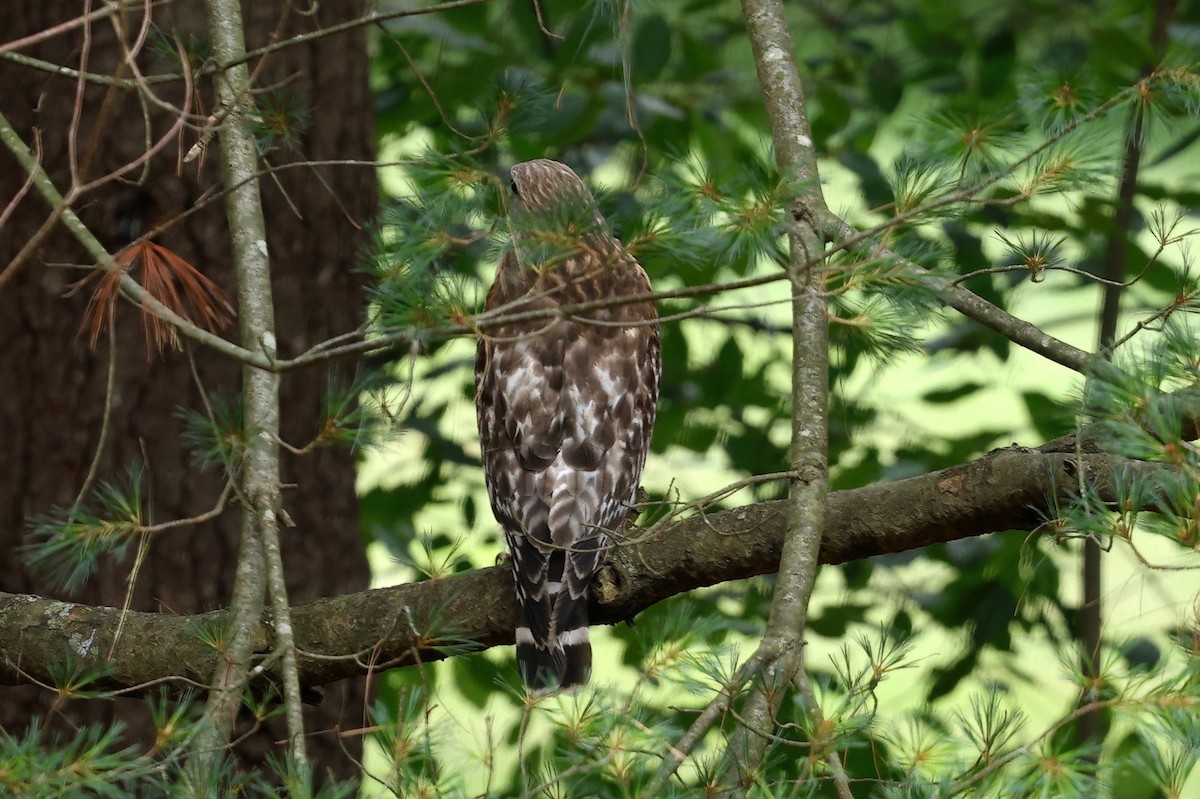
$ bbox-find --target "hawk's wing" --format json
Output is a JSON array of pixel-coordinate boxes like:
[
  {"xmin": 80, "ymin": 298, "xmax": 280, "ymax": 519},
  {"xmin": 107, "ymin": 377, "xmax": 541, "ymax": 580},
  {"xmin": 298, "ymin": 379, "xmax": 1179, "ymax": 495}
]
[{"xmin": 475, "ymin": 249, "xmax": 660, "ymax": 690}]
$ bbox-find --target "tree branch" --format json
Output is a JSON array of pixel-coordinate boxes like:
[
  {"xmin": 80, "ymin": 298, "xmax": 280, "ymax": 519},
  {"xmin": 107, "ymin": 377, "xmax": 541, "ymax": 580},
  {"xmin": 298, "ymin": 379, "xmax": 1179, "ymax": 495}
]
[
  {"xmin": 0, "ymin": 447, "xmax": 1160, "ymax": 694},
  {"xmin": 817, "ymin": 211, "xmax": 1094, "ymax": 375},
  {"xmin": 0, "ymin": 97, "xmax": 1095, "ymax": 381},
  {"xmin": 1079, "ymin": 0, "xmax": 1177, "ymax": 752},
  {"xmin": 724, "ymin": 0, "xmax": 833, "ymax": 788},
  {"xmin": 192, "ymin": 0, "xmax": 298, "ymax": 774},
  {"xmin": 0, "ymin": 110, "xmax": 268, "ymax": 369}
]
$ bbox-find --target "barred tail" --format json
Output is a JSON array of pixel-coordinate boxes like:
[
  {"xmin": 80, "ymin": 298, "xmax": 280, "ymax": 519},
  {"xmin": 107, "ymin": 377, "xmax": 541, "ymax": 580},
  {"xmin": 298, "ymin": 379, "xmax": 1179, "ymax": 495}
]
[{"xmin": 514, "ymin": 586, "xmax": 592, "ymax": 693}]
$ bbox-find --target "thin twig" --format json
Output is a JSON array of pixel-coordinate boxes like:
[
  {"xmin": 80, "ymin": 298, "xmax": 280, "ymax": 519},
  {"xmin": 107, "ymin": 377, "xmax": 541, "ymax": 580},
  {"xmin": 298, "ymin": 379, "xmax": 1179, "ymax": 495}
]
[
  {"xmin": 0, "ymin": 110, "xmax": 266, "ymax": 367},
  {"xmin": 0, "ymin": 126, "xmax": 40, "ymax": 233},
  {"xmin": 70, "ymin": 321, "xmax": 120, "ymax": 516},
  {"xmin": 0, "ymin": 2, "xmax": 126, "ymax": 57},
  {"xmin": 133, "ymin": 480, "xmax": 235, "ymax": 535},
  {"xmin": 645, "ymin": 650, "xmax": 768, "ymax": 792},
  {"xmin": 0, "ymin": 50, "xmax": 145, "ymax": 87},
  {"xmin": 529, "ymin": 0, "xmax": 564, "ymax": 40}
]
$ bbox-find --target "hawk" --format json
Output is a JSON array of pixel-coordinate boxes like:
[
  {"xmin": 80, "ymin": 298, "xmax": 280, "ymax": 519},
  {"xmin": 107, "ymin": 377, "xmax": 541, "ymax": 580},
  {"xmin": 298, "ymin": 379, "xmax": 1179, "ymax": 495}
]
[{"xmin": 474, "ymin": 159, "xmax": 661, "ymax": 692}]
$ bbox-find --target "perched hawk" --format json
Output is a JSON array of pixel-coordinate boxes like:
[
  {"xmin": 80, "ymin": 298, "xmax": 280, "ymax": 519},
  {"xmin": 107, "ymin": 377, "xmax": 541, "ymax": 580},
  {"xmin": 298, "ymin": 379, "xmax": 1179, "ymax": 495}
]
[{"xmin": 474, "ymin": 159, "xmax": 661, "ymax": 692}]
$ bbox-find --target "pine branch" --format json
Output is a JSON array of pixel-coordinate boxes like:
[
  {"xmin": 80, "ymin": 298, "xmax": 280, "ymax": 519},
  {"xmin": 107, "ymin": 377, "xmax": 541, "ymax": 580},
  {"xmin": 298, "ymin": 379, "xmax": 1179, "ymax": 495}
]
[
  {"xmin": 817, "ymin": 210, "xmax": 1095, "ymax": 374},
  {"xmin": 0, "ymin": 110, "xmax": 266, "ymax": 368},
  {"xmin": 0, "ymin": 104, "xmax": 1106, "ymax": 380},
  {"xmin": 0, "ymin": 446, "xmax": 1161, "ymax": 694}
]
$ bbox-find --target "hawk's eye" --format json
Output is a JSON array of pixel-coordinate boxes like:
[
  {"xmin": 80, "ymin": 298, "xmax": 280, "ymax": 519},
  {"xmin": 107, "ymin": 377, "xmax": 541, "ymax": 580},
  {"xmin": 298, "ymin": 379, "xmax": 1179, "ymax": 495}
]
[{"xmin": 510, "ymin": 179, "xmax": 520, "ymax": 197}]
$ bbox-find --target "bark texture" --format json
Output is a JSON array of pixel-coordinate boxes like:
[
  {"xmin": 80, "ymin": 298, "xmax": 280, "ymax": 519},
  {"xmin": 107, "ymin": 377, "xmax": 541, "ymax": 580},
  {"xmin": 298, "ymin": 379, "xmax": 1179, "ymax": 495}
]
[
  {"xmin": 0, "ymin": 447, "xmax": 1157, "ymax": 692},
  {"xmin": 0, "ymin": 1, "xmax": 374, "ymax": 779}
]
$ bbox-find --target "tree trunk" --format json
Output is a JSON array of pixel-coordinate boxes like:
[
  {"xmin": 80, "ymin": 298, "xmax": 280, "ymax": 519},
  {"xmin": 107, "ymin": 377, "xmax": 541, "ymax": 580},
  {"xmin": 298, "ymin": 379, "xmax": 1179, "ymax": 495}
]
[{"xmin": 0, "ymin": 1, "xmax": 374, "ymax": 781}]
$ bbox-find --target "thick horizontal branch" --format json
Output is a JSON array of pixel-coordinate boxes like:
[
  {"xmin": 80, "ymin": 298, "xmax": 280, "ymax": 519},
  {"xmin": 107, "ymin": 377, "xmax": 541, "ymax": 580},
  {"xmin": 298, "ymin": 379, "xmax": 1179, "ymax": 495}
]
[{"xmin": 0, "ymin": 445, "xmax": 1161, "ymax": 694}]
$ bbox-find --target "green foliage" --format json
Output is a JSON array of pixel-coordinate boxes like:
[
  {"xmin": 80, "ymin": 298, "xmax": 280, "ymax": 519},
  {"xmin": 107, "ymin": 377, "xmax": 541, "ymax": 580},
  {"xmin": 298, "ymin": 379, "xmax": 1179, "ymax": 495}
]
[
  {"xmin": 1, "ymin": 695, "xmax": 359, "ymax": 797},
  {"xmin": 354, "ymin": 0, "xmax": 1200, "ymax": 793},
  {"xmin": 369, "ymin": 678, "xmax": 451, "ymax": 796},
  {"xmin": 46, "ymin": 655, "xmax": 114, "ymax": 702},
  {"xmin": 16, "ymin": 0, "xmax": 1200, "ymax": 794},
  {"xmin": 252, "ymin": 88, "xmax": 312, "ymax": 154},
  {"xmin": 23, "ymin": 462, "xmax": 148, "ymax": 591},
  {"xmin": 145, "ymin": 688, "xmax": 198, "ymax": 754},
  {"xmin": 147, "ymin": 28, "xmax": 210, "ymax": 77},
  {"xmin": 317, "ymin": 369, "xmax": 391, "ymax": 452},
  {"xmin": 347, "ymin": 617, "xmax": 1200, "ymax": 796},
  {"xmin": 179, "ymin": 391, "xmax": 246, "ymax": 472},
  {"xmin": 366, "ymin": 163, "xmax": 496, "ymax": 334},
  {"xmin": 0, "ymin": 720, "xmax": 140, "ymax": 798},
  {"xmin": 1062, "ymin": 322, "xmax": 1200, "ymax": 557}
]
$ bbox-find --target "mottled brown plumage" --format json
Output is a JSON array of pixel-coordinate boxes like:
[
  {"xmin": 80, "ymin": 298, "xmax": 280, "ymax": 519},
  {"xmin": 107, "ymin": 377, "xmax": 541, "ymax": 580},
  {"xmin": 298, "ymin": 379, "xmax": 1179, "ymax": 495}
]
[{"xmin": 474, "ymin": 160, "xmax": 661, "ymax": 692}]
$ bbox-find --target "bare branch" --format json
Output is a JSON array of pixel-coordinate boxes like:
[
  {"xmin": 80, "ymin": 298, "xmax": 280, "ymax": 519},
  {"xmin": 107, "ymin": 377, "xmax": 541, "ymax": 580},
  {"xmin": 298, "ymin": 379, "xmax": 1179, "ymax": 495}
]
[
  {"xmin": 0, "ymin": 110, "xmax": 267, "ymax": 367},
  {"xmin": 191, "ymin": 0, "xmax": 297, "ymax": 775},
  {"xmin": 0, "ymin": 2, "xmax": 127, "ymax": 57},
  {"xmin": 722, "ymin": 0, "xmax": 831, "ymax": 786}
]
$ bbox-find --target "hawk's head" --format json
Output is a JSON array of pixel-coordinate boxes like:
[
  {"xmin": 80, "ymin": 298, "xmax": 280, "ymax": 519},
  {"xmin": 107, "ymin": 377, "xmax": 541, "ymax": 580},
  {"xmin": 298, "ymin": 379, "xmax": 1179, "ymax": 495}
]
[
  {"xmin": 509, "ymin": 159, "xmax": 595, "ymax": 213},
  {"xmin": 507, "ymin": 160, "xmax": 610, "ymax": 256}
]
